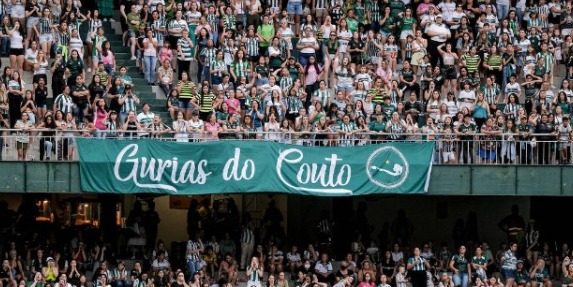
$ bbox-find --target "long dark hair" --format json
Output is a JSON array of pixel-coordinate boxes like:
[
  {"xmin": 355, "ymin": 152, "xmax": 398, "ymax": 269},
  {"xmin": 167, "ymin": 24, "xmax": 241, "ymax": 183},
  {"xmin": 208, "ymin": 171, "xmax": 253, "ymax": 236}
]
[
  {"xmin": 304, "ymin": 56, "xmax": 321, "ymax": 76},
  {"xmin": 101, "ymin": 41, "xmax": 112, "ymax": 57},
  {"xmin": 44, "ymin": 115, "xmax": 57, "ymax": 129}
]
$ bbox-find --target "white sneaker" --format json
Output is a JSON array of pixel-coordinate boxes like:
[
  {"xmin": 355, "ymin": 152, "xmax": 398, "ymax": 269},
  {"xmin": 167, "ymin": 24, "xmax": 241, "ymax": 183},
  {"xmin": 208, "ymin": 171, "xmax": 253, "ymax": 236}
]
[
  {"xmin": 87, "ymin": 68, "xmax": 92, "ymax": 73},
  {"xmin": 109, "ymin": 18, "xmax": 116, "ymax": 22},
  {"xmin": 103, "ymin": 18, "xmax": 108, "ymax": 22},
  {"xmin": 130, "ymin": 56, "xmax": 136, "ymax": 60}
]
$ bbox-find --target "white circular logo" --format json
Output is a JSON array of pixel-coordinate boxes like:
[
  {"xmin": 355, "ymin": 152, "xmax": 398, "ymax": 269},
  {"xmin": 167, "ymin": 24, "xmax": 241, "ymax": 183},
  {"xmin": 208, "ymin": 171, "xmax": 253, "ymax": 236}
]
[{"xmin": 366, "ymin": 146, "xmax": 409, "ymax": 189}]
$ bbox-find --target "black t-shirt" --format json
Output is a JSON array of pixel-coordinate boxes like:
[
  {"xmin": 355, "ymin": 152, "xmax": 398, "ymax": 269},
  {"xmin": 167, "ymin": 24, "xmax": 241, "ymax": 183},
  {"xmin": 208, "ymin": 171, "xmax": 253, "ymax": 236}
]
[
  {"xmin": 130, "ymin": 269, "xmax": 140, "ymax": 280},
  {"xmin": 51, "ymin": 61, "xmax": 66, "ymax": 85},
  {"xmin": 0, "ymin": 268, "xmax": 10, "ymax": 280},
  {"xmin": 379, "ymin": 259, "xmax": 395, "ymax": 277},
  {"xmin": 25, "ymin": 2, "xmax": 41, "ymax": 18},
  {"xmin": 89, "ymin": 83, "xmax": 106, "ymax": 103},
  {"xmin": 71, "ymin": 84, "xmax": 89, "ymax": 104},
  {"xmin": 458, "ymin": 123, "xmax": 476, "ymax": 140},
  {"xmin": 31, "ymin": 257, "xmax": 44, "ymax": 272},
  {"xmin": 120, "ymin": 0, "xmax": 134, "ymax": 19},
  {"xmin": 35, "ymin": 86, "xmax": 48, "ymax": 106},
  {"xmin": 348, "ymin": 40, "xmax": 364, "ymax": 57},
  {"xmin": 137, "ymin": 32, "xmax": 146, "ymax": 48},
  {"xmin": 401, "ymin": 68, "xmax": 415, "ymax": 82},
  {"xmin": 335, "ymin": 269, "xmax": 355, "ymax": 280},
  {"xmin": 536, "ymin": 122, "xmax": 554, "ymax": 140},
  {"xmin": 404, "ymin": 101, "xmax": 422, "ymax": 118},
  {"xmin": 108, "ymin": 86, "xmax": 122, "ymax": 113}
]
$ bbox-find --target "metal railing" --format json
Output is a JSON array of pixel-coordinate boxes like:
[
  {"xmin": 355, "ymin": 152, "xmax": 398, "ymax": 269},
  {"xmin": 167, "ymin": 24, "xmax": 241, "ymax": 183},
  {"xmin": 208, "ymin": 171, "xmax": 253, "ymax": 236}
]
[{"xmin": 0, "ymin": 129, "xmax": 567, "ymax": 165}]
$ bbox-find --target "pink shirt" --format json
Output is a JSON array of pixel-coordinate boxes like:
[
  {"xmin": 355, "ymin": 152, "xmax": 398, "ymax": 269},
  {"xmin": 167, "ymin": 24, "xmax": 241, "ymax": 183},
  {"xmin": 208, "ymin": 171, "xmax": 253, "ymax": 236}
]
[
  {"xmin": 205, "ymin": 122, "xmax": 220, "ymax": 140},
  {"xmin": 101, "ymin": 51, "xmax": 114, "ymax": 65},
  {"xmin": 358, "ymin": 282, "xmax": 376, "ymax": 287},
  {"xmin": 95, "ymin": 109, "xmax": 109, "ymax": 130},
  {"xmin": 159, "ymin": 48, "xmax": 172, "ymax": 64},
  {"xmin": 417, "ymin": 3, "xmax": 436, "ymax": 15},
  {"xmin": 226, "ymin": 98, "xmax": 240, "ymax": 114},
  {"xmin": 376, "ymin": 67, "xmax": 392, "ymax": 83},
  {"xmin": 304, "ymin": 64, "xmax": 321, "ymax": 86}
]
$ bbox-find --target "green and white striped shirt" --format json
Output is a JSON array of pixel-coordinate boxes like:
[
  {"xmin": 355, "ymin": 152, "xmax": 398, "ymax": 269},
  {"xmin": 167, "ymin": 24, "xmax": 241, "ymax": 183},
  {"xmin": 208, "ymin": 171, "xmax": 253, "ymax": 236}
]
[
  {"xmin": 211, "ymin": 60, "xmax": 227, "ymax": 78},
  {"xmin": 200, "ymin": 48, "xmax": 217, "ymax": 66},
  {"xmin": 245, "ymin": 36, "xmax": 259, "ymax": 57},
  {"xmin": 38, "ymin": 17, "xmax": 52, "ymax": 35},
  {"xmin": 178, "ymin": 37, "xmax": 194, "ymax": 60},
  {"xmin": 232, "ymin": 60, "xmax": 250, "ymax": 79},
  {"xmin": 313, "ymin": 89, "xmax": 330, "ymax": 107},
  {"xmin": 120, "ymin": 94, "xmax": 138, "ymax": 113}
]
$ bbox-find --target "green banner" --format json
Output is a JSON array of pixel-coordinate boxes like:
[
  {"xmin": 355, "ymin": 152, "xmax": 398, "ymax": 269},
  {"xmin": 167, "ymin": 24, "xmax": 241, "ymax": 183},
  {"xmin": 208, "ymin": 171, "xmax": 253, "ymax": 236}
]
[{"xmin": 77, "ymin": 139, "xmax": 435, "ymax": 196}]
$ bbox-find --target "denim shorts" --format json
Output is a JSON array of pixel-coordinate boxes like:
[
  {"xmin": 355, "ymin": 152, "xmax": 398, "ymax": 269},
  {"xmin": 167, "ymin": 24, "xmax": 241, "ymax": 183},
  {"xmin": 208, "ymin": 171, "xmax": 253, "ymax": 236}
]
[
  {"xmin": 287, "ymin": 1, "xmax": 303, "ymax": 15},
  {"xmin": 337, "ymin": 85, "xmax": 354, "ymax": 92},
  {"xmin": 502, "ymin": 268, "xmax": 516, "ymax": 280},
  {"xmin": 178, "ymin": 98, "xmax": 192, "ymax": 109}
]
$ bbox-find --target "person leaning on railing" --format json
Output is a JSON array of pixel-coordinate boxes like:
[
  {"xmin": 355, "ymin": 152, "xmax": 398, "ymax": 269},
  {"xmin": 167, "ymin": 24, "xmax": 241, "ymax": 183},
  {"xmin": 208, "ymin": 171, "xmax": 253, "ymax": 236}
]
[
  {"xmin": 535, "ymin": 113, "xmax": 557, "ymax": 165},
  {"xmin": 149, "ymin": 115, "xmax": 172, "ymax": 139},
  {"xmin": 36, "ymin": 114, "xmax": 57, "ymax": 161},
  {"xmin": 14, "ymin": 112, "xmax": 35, "ymax": 161},
  {"xmin": 221, "ymin": 113, "xmax": 243, "ymax": 140},
  {"xmin": 0, "ymin": 114, "xmax": 9, "ymax": 160}
]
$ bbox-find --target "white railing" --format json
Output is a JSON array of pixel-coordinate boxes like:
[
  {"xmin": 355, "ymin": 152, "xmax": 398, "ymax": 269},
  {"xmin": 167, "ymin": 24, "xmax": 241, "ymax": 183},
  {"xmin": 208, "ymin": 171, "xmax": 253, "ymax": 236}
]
[{"xmin": 0, "ymin": 129, "xmax": 566, "ymax": 165}]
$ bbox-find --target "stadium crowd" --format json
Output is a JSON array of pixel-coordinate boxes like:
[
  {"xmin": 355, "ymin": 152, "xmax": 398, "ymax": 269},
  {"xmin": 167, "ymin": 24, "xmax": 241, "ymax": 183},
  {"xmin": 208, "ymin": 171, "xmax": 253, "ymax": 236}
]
[
  {"xmin": 2, "ymin": 0, "xmax": 573, "ymax": 164},
  {"xmin": 0, "ymin": 200, "xmax": 572, "ymax": 287}
]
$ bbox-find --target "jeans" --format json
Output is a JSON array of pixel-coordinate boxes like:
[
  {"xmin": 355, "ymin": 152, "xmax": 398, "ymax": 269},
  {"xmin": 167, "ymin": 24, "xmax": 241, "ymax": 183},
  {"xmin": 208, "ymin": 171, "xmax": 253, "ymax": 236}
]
[
  {"xmin": 159, "ymin": 82, "xmax": 175, "ymax": 97},
  {"xmin": 74, "ymin": 102, "xmax": 87, "ymax": 123},
  {"xmin": 202, "ymin": 65, "xmax": 211, "ymax": 84},
  {"xmin": 120, "ymin": 112, "xmax": 128, "ymax": 124},
  {"xmin": 40, "ymin": 138, "xmax": 55, "ymax": 160},
  {"xmin": 516, "ymin": 8, "xmax": 523, "ymax": 24},
  {"xmin": 299, "ymin": 52, "xmax": 315, "ymax": 66},
  {"xmin": 502, "ymin": 65, "xmax": 514, "ymax": 88},
  {"xmin": 187, "ymin": 259, "xmax": 201, "ymax": 275},
  {"xmin": 104, "ymin": 64, "xmax": 115, "ymax": 77},
  {"xmin": 453, "ymin": 272, "xmax": 469, "ymax": 287},
  {"xmin": 212, "ymin": 75, "xmax": 223, "ymax": 86},
  {"xmin": 0, "ymin": 37, "xmax": 9, "ymax": 55},
  {"xmin": 255, "ymin": 77, "xmax": 269, "ymax": 87},
  {"xmin": 95, "ymin": 130, "xmax": 107, "ymax": 138},
  {"xmin": 144, "ymin": 55, "xmax": 157, "ymax": 84},
  {"xmin": 44, "ymin": 140, "xmax": 53, "ymax": 159},
  {"xmin": 497, "ymin": 3, "xmax": 509, "ymax": 20}
]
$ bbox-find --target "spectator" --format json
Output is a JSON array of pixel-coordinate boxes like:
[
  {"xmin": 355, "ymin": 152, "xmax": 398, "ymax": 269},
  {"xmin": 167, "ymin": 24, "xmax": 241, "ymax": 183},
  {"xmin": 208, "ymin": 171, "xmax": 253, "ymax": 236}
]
[
  {"xmin": 247, "ymin": 257, "xmax": 264, "ymax": 287},
  {"xmin": 0, "ymin": 260, "xmax": 16, "ymax": 287},
  {"xmin": 315, "ymin": 253, "xmax": 334, "ymax": 284},
  {"xmin": 36, "ymin": 114, "xmax": 56, "ymax": 160},
  {"xmin": 157, "ymin": 60, "xmax": 175, "ymax": 97},
  {"xmin": 218, "ymin": 253, "xmax": 238, "ymax": 285},
  {"xmin": 151, "ymin": 252, "xmax": 170, "ymax": 273},
  {"xmin": 8, "ymin": 21, "xmax": 25, "ymax": 73},
  {"xmin": 14, "ymin": 112, "xmax": 34, "ymax": 161}
]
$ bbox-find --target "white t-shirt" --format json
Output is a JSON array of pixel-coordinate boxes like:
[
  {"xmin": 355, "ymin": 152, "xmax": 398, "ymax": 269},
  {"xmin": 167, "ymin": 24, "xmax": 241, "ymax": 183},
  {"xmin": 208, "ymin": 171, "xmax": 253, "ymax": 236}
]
[
  {"xmin": 246, "ymin": 0, "xmax": 261, "ymax": 13},
  {"xmin": 298, "ymin": 37, "xmax": 318, "ymax": 53},
  {"xmin": 558, "ymin": 124, "xmax": 572, "ymax": 142},
  {"xmin": 437, "ymin": 1, "xmax": 456, "ymax": 22},
  {"xmin": 428, "ymin": 23, "xmax": 450, "ymax": 42},
  {"xmin": 338, "ymin": 30, "xmax": 352, "ymax": 53}
]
